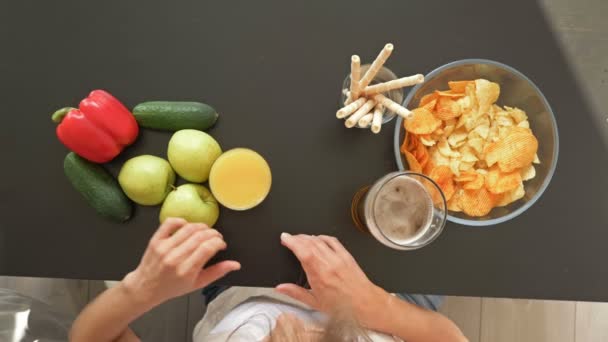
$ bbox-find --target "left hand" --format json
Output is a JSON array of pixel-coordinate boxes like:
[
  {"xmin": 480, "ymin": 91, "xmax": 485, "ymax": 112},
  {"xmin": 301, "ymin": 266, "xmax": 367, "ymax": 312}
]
[{"xmin": 122, "ymin": 218, "xmax": 241, "ymax": 306}]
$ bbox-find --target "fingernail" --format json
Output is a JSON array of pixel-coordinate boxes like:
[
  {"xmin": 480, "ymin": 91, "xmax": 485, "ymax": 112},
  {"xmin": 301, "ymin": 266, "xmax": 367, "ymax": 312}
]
[{"xmin": 281, "ymin": 232, "xmax": 292, "ymax": 241}]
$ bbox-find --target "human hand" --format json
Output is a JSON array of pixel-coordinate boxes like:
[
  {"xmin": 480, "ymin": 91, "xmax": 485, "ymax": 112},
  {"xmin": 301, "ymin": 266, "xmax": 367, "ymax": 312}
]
[
  {"xmin": 122, "ymin": 218, "xmax": 240, "ymax": 307},
  {"xmin": 275, "ymin": 233, "xmax": 390, "ymax": 329}
]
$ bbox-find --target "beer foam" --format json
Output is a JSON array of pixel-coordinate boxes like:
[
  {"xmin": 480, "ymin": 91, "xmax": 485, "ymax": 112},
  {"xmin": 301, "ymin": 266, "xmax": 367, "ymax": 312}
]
[{"xmin": 373, "ymin": 175, "xmax": 433, "ymax": 243}]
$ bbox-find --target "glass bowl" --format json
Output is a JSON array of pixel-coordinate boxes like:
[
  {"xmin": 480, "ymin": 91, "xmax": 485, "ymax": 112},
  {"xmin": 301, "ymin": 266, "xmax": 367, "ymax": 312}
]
[{"xmin": 393, "ymin": 59, "xmax": 559, "ymax": 226}]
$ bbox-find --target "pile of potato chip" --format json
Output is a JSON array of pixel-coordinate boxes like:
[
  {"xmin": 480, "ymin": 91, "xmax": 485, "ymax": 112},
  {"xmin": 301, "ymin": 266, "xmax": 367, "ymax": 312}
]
[{"xmin": 401, "ymin": 79, "xmax": 540, "ymax": 217}]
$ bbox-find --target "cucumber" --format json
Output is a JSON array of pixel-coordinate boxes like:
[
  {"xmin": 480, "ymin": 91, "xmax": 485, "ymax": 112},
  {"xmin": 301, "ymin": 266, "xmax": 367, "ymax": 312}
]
[
  {"xmin": 63, "ymin": 152, "xmax": 133, "ymax": 222},
  {"xmin": 132, "ymin": 101, "xmax": 219, "ymax": 131}
]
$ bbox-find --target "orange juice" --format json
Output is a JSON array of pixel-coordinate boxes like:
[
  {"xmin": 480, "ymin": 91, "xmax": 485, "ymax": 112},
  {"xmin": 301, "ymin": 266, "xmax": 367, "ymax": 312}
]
[{"xmin": 209, "ymin": 148, "xmax": 271, "ymax": 210}]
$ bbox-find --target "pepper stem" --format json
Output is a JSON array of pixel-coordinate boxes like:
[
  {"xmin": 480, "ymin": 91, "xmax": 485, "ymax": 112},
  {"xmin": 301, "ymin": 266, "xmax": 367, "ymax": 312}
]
[{"xmin": 51, "ymin": 107, "xmax": 76, "ymax": 123}]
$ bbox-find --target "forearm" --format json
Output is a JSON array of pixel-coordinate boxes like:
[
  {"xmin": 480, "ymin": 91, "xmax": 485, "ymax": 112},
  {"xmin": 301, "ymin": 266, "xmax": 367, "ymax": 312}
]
[
  {"xmin": 70, "ymin": 279, "xmax": 154, "ymax": 342},
  {"xmin": 366, "ymin": 289, "xmax": 467, "ymax": 342}
]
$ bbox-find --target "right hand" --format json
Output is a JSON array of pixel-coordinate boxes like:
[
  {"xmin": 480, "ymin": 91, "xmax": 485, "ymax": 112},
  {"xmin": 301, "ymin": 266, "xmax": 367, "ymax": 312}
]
[{"xmin": 276, "ymin": 233, "xmax": 390, "ymax": 328}]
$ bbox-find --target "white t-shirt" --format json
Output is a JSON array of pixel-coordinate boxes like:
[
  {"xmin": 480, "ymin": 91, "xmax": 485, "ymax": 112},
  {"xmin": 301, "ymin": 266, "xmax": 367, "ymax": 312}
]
[{"xmin": 195, "ymin": 295, "xmax": 399, "ymax": 342}]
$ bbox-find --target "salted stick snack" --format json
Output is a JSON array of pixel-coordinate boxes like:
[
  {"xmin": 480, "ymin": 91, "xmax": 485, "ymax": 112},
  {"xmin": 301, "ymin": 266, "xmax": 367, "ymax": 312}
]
[
  {"xmin": 363, "ymin": 74, "xmax": 424, "ymax": 96},
  {"xmin": 345, "ymin": 99, "xmax": 375, "ymax": 128},
  {"xmin": 337, "ymin": 97, "xmax": 366, "ymax": 119},
  {"xmin": 359, "ymin": 43, "xmax": 394, "ymax": 90},
  {"xmin": 373, "ymin": 94, "xmax": 412, "ymax": 119},
  {"xmin": 358, "ymin": 113, "xmax": 373, "ymax": 128},
  {"xmin": 371, "ymin": 103, "xmax": 383, "ymax": 134},
  {"xmin": 349, "ymin": 55, "xmax": 361, "ymax": 100}
]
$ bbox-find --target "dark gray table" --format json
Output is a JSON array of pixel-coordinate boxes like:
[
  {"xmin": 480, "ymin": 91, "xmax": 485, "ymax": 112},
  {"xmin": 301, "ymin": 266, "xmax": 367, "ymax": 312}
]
[{"xmin": 1, "ymin": 0, "xmax": 607, "ymax": 301}]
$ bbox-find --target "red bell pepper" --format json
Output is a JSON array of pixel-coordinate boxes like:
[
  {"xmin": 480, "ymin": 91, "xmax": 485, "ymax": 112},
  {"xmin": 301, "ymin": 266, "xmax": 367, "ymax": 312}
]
[{"xmin": 52, "ymin": 90, "xmax": 139, "ymax": 163}]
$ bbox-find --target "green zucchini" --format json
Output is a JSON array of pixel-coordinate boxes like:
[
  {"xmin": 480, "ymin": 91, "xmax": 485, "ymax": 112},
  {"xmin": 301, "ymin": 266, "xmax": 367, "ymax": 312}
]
[
  {"xmin": 64, "ymin": 152, "xmax": 133, "ymax": 222},
  {"xmin": 132, "ymin": 101, "xmax": 219, "ymax": 131}
]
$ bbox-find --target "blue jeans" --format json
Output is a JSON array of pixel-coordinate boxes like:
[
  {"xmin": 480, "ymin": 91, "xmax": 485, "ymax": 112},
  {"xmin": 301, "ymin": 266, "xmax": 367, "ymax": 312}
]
[{"xmin": 202, "ymin": 286, "xmax": 443, "ymax": 312}]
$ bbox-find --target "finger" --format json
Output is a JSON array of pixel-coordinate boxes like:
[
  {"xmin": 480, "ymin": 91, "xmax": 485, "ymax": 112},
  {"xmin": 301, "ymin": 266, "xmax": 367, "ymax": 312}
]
[
  {"xmin": 194, "ymin": 260, "xmax": 241, "ymax": 288},
  {"xmin": 305, "ymin": 235, "xmax": 339, "ymax": 264},
  {"xmin": 280, "ymin": 233, "xmax": 318, "ymax": 270},
  {"xmin": 318, "ymin": 235, "xmax": 355, "ymax": 262},
  {"xmin": 275, "ymin": 283, "xmax": 318, "ymax": 309},
  {"xmin": 164, "ymin": 230, "xmax": 220, "ymax": 265},
  {"xmin": 152, "ymin": 217, "xmax": 188, "ymax": 241},
  {"xmin": 181, "ymin": 237, "xmax": 227, "ymax": 272},
  {"xmin": 161, "ymin": 223, "xmax": 209, "ymax": 250}
]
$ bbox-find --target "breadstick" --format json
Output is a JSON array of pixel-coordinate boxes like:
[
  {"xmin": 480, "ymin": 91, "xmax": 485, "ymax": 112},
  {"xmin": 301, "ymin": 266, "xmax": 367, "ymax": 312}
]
[
  {"xmin": 336, "ymin": 97, "xmax": 366, "ymax": 118},
  {"xmin": 345, "ymin": 99, "xmax": 375, "ymax": 128},
  {"xmin": 349, "ymin": 55, "xmax": 361, "ymax": 100},
  {"xmin": 358, "ymin": 113, "xmax": 373, "ymax": 128},
  {"xmin": 371, "ymin": 103, "xmax": 383, "ymax": 134},
  {"xmin": 373, "ymin": 94, "xmax": 412, "ymax": 119},
  {"xmin": 363, "ymin": 74, "xmax": 424, "ymax": 96},
  {"xmin": 359, "ymin": 43, "xmax": 394, "ymax": 89}
]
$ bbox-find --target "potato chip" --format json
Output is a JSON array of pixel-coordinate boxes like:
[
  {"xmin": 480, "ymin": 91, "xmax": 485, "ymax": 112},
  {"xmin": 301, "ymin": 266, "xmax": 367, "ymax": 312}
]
[
  {"xmin": 422, "ymin": 98, "xmax": 438, "ymax": 112},
  {"xmin": 485, "ymin": 127, "xmax": 539, "ymax": 172},
  {"xmin": 419, "ymin": 92, "xmax": 439, "ymax": 107},
  {"xmin": 443, "ymin": 119, "xmax": 457, "ymax": 137},
  {"xmin": 403, "ymin": 149, "xmax": 422, "ymax": 173},
  {"xmin": 456, "ymin": 96, "xmax": 473, "ymax": 114},
  {"xmin": 447, "ymin": 188, "xmax": 464, "ymax": 212},
  {"xmin": 491, "ymin": 104, "xmax": 504, "ymax": 116},
  {"xmin": 498, "ymin": 126, "xmax": 511, "ymax": 139},
  {"xmin": 400, "ymin": 133, "xmax": 412, "ymax": 155},
  {"xmin": 520, "ymin": 164, "xmax": 536, "ymax": 181},
  {"xmin": 448, "ymin": 80, "xmax": 471, "ymax": 93},
  {"xmin": 449, "ymin": 159, "xmax": 461, "ymax": 176},
  {"xmin": 463, "ymin": 173, "xmax": 484, "ymax": 190},
  {"xmin": 475, "ymin": 79, "xmax": 500, "ymax": 115},
  {"xmin": 459, "ymin": 187, "xmax": 498, "ymax": 217},
  {"xmin": 447, "ymin": 128, "xmax": 468, "ymax": 148},
  {"xmin": 517, "ymin": 120, "xmax": 530, "ymax": 129},
  {"xmin": 456, "ymin": 111, "xmax": 471, "ymax": 129},
  {"xmin": 488, "ymin": 123, "xmax": 500, "ymax": 142},
  {"xmin": 471, "ymin": 122, "xmax": 490, "ymax": 139},
  {"xmin": 496, "ymin": 182, "xmax": 525, "ymax": 207},
  {"xmin": 435, "ymin": 97, "xmax": 462, "ymax": 120},
  {"xmin": 423, "ymin": 160, "xmax": 436, "ymax": 175},
  {"xmin": 420, "ymin": 134, "xmax": 437, "ymax": 147},
  {"xmin": 467, "ymin": 137, "xmax": 485, "ymax": 155},
  {"xmin": 429, "ymin": 165, "xmax": 455, "ymax": 200},
  {"xmin": 533, "ymin": 153, "xmax": 540, "ymax": 164},
  {"xmin": 436, "ymin": 90, "xmax": 465, "ymax": 98},
  {"xmin": 504, "ymin": 106, "xmax": 528, "ymax": 124},
  {"xmin": 485, "ymin": 166, "xmax": 522, "ymax": 194},
  {"xmin": 459, "ymin": 161, "xmax": 475, "ymax": 171},
  {"xmin": 405, "ymin": 108, "xmax": 442, "ymax": 135},
  {"xmin": 438, "ymin": 138, "xmax": 461, "ymax": 158},
  {"xmin": 454, "ymin": 171, "xmax": 478, "ymax": 182},
  {"xmin": 496, "ymin": 115, "xmax": 515, "ymax": 127},
  {"xmin": 414, "ymin": 142, "xmax": 430, "ymax": 168},
  {"xmin": 460, "ymin": 146, "xmax": 479, "ymax": 163},
  {"xmin": 429, "ymin": 146, "xmax": 450, "ymax": 167}
]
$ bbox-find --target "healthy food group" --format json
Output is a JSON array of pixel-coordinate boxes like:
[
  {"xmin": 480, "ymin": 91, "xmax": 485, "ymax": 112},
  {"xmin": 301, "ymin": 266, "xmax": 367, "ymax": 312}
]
[{"xmin": 53, "ymin": 90, "xmax": 272, "ymax": 225}]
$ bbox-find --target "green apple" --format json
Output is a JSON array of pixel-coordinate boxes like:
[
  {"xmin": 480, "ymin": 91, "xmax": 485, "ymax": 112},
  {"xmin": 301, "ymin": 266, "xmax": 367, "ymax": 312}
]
[
  {"xmin": 118, "ymin": 155, "xmax": 175, "ymax": 206},
  {"xmin": 167, "ymin": 129, "xmax": 222, "ymax": 183},
  {"xmin": 159, "ymin": 184, "xmax": 220, "ymax": 226}
]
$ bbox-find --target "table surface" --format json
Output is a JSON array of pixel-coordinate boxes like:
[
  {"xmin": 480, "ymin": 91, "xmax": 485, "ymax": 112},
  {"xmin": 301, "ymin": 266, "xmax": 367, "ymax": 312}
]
[{"xmin": 1, "ymin": 0, "xmax": 607, "ymax": 301}]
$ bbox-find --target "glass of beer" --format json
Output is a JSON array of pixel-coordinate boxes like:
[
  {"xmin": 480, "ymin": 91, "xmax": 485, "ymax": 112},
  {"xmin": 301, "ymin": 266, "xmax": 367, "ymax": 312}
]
[{"xmin": 351, "ymin": 171, "xmax": 447, "ymax": 250}]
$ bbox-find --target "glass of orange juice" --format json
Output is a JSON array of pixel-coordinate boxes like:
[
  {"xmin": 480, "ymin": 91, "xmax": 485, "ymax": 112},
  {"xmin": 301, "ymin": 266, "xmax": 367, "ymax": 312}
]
[{"xmin": 209, "ymin": 148, "xmax": 272, "ymax": 210}]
